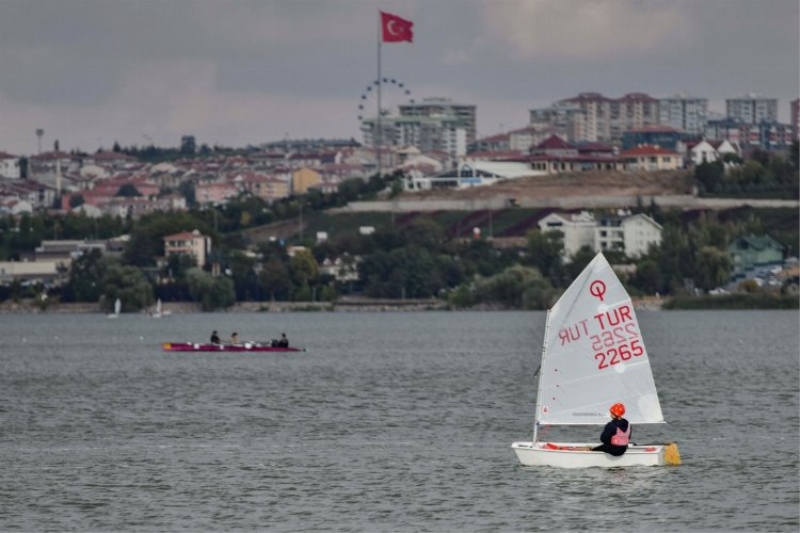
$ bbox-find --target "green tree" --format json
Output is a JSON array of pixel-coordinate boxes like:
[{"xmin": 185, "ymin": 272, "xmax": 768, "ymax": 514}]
[
  {"xmin": 185, "ymin": 268, "xmax": 235, "ymax": 311},
  {"xmin": 101, "ymin": 263, "xmax": 154, "ymax": 312},
  {"xmin": 526, "ymin": 230, "xmax": 564, "ymax": 285},
  {"xmin": 693, "ymin": 246, "xmax": 733, "ymax": 292},
  {"xmin": 259, "ymin": 259, "xmax": 292, "ymax": 301},
  {"xmin": 632, "ymin": 259, "xmax": 662, "ymax": 295},
  {"xmin": 289, "ymin": 249, "xmax": 319, "ymax": 287},
  {"xmin": 64, "ymin": 249, "xmax": 109, "ymax": 302},
  {"xmin": 566, "ymin": 245, "xmax": 596, "ymax": 280}
]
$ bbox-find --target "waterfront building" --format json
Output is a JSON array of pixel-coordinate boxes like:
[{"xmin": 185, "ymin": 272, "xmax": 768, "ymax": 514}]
[{"xmin": 791, "ymin": 99, "xmax": 799, "ymax": 140}]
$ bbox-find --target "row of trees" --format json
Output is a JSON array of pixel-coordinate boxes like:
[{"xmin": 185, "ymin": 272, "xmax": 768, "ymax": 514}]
[{"xmin": 695, "ymin": 142, "xmax": 799, "ymax": 198}]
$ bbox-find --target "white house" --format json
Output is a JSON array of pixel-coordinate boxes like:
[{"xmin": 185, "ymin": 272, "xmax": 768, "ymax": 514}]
[
  {"xmin": 0, "ymin": 152, "xmax": 22, "ymax": 179},
  {"xmin": 689, "ymin": 139, "xmax": 741, "ymax": 166},
  {"xmin": 690, "ymin": 140, "xmax": 719, "ymax": 165},
  {"xmin": 538, "ymin": 211, "xmax": 597, "ymax": 259},
  {"xmin": 595, "ymin": 213, "xmax": 662, "ymax": 258}
]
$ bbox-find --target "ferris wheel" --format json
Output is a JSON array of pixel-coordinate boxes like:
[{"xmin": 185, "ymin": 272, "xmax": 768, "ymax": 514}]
[{"xmin": 357, "ymin": 78, "xmax": 415, "ymax": 124}]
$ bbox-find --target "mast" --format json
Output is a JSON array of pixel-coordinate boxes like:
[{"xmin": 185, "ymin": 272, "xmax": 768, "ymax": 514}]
[
  {"xmin": 376, "ymin": 11, "xmax": 382, "ymax": 179},
  {"xmin": 532, "ymin": 309, "xmax": 551, "ymax": 443}
]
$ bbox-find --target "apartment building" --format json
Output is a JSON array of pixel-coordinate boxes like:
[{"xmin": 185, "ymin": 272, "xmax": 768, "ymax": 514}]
[
  {"xmin": 726, "ymin": 94, "xmax": 778, "ymax": 124},
  {"xmin": 398, "ymin": 98, "xmax": 477, "ymax": 146},
  {"xmin": 659, "ymin": 94, "xmax": 708, "ymax": 134},
  {"xmin": 163, "ymin": 230, "xmax": 212, "ymax": 267},
  {"xmin": 553, "ymin": 92, "xmax": 659, "ymax": 143}
]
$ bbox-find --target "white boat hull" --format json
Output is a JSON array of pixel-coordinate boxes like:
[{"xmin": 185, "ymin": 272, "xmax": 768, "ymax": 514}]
[{"xmin": 511, "ymin": 441, "xmax": 674, "ymax": 468}]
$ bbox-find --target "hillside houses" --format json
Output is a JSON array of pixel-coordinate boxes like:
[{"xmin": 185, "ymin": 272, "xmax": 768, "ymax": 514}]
[{"xmin": 538, "ymin": 211, "xmax": 662, "ymax": 260}]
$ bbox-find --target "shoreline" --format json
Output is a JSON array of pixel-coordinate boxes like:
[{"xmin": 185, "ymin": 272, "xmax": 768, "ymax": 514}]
[{"xmin": 4, "ymin": 295, "xmax": 795, "ymax": 314}]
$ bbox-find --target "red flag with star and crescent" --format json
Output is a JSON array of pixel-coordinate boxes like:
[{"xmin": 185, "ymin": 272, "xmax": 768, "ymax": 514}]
[{"xmin": 381, "ymin": 11, "xmax": 413, "ymax": 43}]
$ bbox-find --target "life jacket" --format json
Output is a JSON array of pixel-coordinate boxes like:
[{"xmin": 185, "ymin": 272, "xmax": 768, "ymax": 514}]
[{"xmin": 610, "ymin": 423, "xmax": 631, "ymax": 446}]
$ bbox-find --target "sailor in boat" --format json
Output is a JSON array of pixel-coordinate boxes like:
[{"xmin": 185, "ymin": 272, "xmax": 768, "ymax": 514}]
[
  {"xmin": 588, "ymin": 402, "xmax": 631, "ymax": 456},
  {"xmin": 271, "ymin": 333, "xmax": 289, "ymax": 347},
  {"xmin": 210, "ymin": 330, "xmax": 221, "ymax": 345},
  {"xmin": 229, "ymin": 332, "xmax": 240, "ymax": 345}
]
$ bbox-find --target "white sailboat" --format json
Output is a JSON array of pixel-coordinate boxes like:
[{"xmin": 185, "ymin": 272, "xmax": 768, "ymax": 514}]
[
  {"xmin": 511, "ymin": 252, "xmax": 681, "ymax": 468},
  {"xmin": 107, "ymin": 298, "xmax": 121, "ymax": 319},
  {"xmin": 151, "ymin": 298, "xmax": 170, "ymax": 318}
]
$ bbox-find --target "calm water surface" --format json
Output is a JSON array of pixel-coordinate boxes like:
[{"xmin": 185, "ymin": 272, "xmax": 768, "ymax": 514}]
[{"xmin": 0, "ymin": 310, "xmax": 797, "ymax": 532}]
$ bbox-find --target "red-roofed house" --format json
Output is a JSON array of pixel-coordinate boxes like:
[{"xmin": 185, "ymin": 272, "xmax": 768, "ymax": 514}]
[
  {"xmin": 619, "ymin": 145, "xmax": 681, "ymax": 171},
  {"xmin": 163, "ymin": 229, "xmax": 212, "ymax": 267}
]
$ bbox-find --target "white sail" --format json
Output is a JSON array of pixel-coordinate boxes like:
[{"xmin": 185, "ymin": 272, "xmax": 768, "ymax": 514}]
[
  {"xmin": 535, "ymin": 252, "xmax": 664, "ymax": 426},
  {"xmin": 114, "ymin": 298, "xmax": 121, "ymax": 316}
]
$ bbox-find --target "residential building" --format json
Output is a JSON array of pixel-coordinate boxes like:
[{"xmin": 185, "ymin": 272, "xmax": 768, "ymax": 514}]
[
  {"xmin": 292, "ymin": 167, "xmax": 321, "ymax": 195},
  {"xmin": 528, "ymin": 103, "xmax": 587, "ymax": 142},
  {"xmin": 362, "ymin": 114, "xmax": 470, "ymax": 159},
  {"xmin": 163, "ymin": 229, "xmax": 212, "ymax": 267},
  {"xmin": 659, "ymin": 94, "xmax": 708, "ymax": 135},
  {"xmin": 196, "ymin": 182, "xmax": 239, "ymax": 205},
  {"xmin": 619, "ymin": 145, "xmax": 681, "ymax": 171},
  {"xmin": 528, "ymin": 135, "xmax": 624, "ymax": 174},
  {"xmin": 398, "ymin": 98, "xmax": 477, "ymax": 146},
  {"xmin": 0, "ymin": 152, "xmax": 22, "ymax": 179},
  {"xmin": 726, "ymin": 94, "xmax": 778, "ymax": 124},
  {"xmin": 619, "ymin": 214, "xmax": 662, "ymax": 258},
  {"xmin": 0, "ymin": 260, "xmax": 62, "ymax": 286},
  {"xmin": 610, "ymin": 93, "xmax": 660, "ymax": 141},
  {"xmin": 556, "ymin": 92, "xmax": 659, "ymax": 143},
  {"xmin": 621, "ymin": 125, "xmax": 682, "ymax": 151},
  {"xmin": 727, "ymin": 234, "xmax": 784, "ymax": 277},
  {"xmin": 538, "ymin": 211, "xmax": 597, "ymax": 259},
  {"xmin": 705, "ymin": 117, "xmax": 793, "ymax": 150}
]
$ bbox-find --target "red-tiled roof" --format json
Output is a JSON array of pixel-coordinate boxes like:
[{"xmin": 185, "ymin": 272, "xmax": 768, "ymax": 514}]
[
  {"xmin": 535, "ymin": 135, "xmax": 572, "ymax": 150},
  {"xmin": 620, "ymin": 145, "xmax": 678, "ymax": 156}
]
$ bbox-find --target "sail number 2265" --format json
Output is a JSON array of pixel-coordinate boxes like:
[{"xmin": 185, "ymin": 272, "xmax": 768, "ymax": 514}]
[{"xmin": 591, "ymin": 323, "xmax": 644, "ymax": 370}]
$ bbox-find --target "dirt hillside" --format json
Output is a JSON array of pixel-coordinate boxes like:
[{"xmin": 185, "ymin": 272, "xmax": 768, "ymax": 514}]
[{"xmin": 406, "ymin": 169, "xmax": 695, "ymax": 201}]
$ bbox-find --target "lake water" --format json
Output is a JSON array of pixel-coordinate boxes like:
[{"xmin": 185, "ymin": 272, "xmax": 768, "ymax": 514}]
[{"xmin": 0, "ymin": 310, "xmax": 797, "ymax": 532}]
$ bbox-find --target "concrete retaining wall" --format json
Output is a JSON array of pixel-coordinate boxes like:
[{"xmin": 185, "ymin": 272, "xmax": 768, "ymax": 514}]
[{"xmin": 335, "ymin": 196, "xmax": 799, "ymax": 212}]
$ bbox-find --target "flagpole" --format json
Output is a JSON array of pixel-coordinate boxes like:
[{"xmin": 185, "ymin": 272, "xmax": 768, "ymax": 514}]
[{"xmin": 376, "ymin": 11, "xmax": 382, "ymax": 179}]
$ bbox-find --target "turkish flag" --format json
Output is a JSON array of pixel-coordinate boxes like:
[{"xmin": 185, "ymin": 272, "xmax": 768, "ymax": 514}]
[{"xmin": 381, "ymin": 11, "xmax": 413, "ymax": 43}]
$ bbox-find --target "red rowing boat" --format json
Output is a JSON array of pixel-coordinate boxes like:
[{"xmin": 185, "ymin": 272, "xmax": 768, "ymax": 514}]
[{"xmin": 162, "ymin": 342, "xmax": 304, "ymax": 353}]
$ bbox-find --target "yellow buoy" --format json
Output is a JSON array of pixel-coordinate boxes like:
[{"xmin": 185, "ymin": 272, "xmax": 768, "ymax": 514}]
[{"xmin": 663, "ymin": 442, "xmax": 682, "ymax": 466}]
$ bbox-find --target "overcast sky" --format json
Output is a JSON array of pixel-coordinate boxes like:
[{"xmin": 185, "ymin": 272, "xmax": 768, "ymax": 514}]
[{"xmin": 1, "ymin": 0, "xmax": 797, "ymax": 155}]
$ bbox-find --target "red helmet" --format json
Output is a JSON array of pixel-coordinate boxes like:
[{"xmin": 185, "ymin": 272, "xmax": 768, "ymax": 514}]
[{"xmin": 609, "ymin": 403, "xmax": 626, "ymax": 418}]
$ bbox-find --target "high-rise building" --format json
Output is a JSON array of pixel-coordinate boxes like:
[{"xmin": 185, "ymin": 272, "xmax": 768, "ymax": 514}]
[
  {"xmin": 725, "ymin": 94, "xmax": 778, "ymax": 124},
  {"xmin": 555, "ymin": 92, "xmax": 659, "ymax": 143},
  {"xmin": 361, "ymin": 114, "xmax": 469, "ymax": 158},
  {"xmin": 658, "ymin": 94, "xmax": 708, "ymax": 135},
  {"xmin": 398, "ymin": 98, "xmax": 477, "ymax": 146}
]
